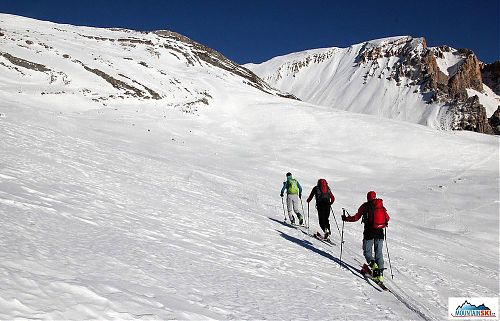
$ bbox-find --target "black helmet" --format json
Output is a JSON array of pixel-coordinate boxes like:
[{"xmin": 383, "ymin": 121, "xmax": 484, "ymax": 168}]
[{"xmin": 286, "ymin": 172, "xmax": 292, "ymax": 177}]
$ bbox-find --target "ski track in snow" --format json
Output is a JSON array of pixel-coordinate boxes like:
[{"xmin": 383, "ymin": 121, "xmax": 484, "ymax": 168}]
[
  {"xmin": 1, "ymin": 98, "xmax": 497, "ymax": 320},
  {"xmin": 0, "ymin": 15, "xmax": 498, "ymax": 320},
  {"xmin": 0, "ymin": 98, "xmax": 498, "ymax": 320}
]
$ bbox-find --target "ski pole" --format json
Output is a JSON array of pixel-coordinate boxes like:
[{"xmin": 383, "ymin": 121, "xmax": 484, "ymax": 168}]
[
  {"xmin": 307, "ymin": 202, "xmax": 310, "ymax": 230},
  {"xmin": 340, "ymin": 208, "xmax": 346, "ymax": 264},
  {"xmin": 330, "ymin": 208, "xmax": 342, "ymax": 238},
  {"xmin": 384, "ymin": 227, "xmax": 394, "ymax": 279},
  {"xmin": 281, "ymin": 196, "xmax": 287, "ymax": 222},
  {"xmin": 300, "ymin": 198, "xmax": 305, "ymax": 225}
]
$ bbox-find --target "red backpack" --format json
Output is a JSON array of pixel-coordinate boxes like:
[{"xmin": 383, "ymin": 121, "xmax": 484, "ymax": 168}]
[
  {"xmin": 363, "ymin": 198, "xmax": 388, "ymax": 229},
  {"xmin": 315, "ymin": 179, "xmax": 331, "ymax": 204}
]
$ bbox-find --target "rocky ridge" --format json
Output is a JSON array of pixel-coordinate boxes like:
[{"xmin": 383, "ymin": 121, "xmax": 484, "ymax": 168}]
[
  {"xmin": 348, "ymin": 37, "xmax": 494, "ymax": 133},
  {"xmin": 247, "ymin": 36, "xmax": 499, "ymax": 134},
  {"xmin": 481, "ymin": 61, "xmax": 500, "ymax": 96}
]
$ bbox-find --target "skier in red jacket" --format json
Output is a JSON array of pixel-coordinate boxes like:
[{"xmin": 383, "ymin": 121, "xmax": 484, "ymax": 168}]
[{"xmin": 342, "ymin": 191, "xmax": 390, "ymax": 283}]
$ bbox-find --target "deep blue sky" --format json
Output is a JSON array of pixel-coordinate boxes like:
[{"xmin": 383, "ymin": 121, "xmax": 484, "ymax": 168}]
[{"xmin": 1, "ymin": 0, "xmax": 498, "ymax": 64}]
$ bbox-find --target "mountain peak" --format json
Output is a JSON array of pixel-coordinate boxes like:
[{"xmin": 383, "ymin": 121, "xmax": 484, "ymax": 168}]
[
  {"xmin": 246, "ymin": 36, "xmax": 499, "ymax": 134},
  {"xmin": 0, "ymin": 14, "xmax": 293, "ymax": 113},
  {"xmin": 356, "ymin": 36, "xmax": 426, "ymax": 64}
]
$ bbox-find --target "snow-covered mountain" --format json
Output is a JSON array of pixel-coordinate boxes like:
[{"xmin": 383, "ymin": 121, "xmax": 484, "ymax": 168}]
[
  {"xmin": 0, "ymin": 14, "xmax": 499, "ymax": 320},
  {"xmin": 245, "ymin": 36, "xmax": 500, "ymax": 134},
  {"xmin": 0, "ymin": 14, "xmax": 296, "ymax": 115}
]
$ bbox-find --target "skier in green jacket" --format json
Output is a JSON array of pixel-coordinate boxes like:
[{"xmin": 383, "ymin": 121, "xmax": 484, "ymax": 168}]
[{"xmin": 280, "ymin": 172, "xmax": 304, "ymax": 225}]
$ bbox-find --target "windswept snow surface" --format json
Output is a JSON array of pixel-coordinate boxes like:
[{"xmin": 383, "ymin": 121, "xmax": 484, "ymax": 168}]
[
  {"xmin": 1, "ymin": 91, "xmax": 498, "ymax": 320},
  {"xmin": 0, "ymin": 16, "xmax": 499, "ymax": 321}
]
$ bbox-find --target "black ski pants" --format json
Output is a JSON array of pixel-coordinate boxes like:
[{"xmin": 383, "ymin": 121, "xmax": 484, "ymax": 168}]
[{"xmin": 317, "ymin": 203, "xmax": 331, "ymax": 233}]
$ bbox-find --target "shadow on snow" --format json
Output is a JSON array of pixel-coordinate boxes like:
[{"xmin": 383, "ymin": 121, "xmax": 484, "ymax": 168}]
[{"xmin": 269, "ymin": 217, "xmax": 381, "ymax": 291}]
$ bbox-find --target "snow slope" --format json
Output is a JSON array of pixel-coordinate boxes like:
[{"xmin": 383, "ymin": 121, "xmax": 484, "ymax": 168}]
[
  {"xmin": 0, "ymin": 15, "xmax": 499, "ymax": 320},
  {"xmin": 0, "ymin": 13, "xmax": 283, "ymax": 114},
  {"xmin": 245, "ymin": 37, "xmax": 500, "ymax": 127}
]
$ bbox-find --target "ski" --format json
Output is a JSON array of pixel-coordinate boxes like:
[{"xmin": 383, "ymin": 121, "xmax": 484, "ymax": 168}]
[
  {"xmin": 376, "ymin": 282, "xmax": 390, "ymax": 291},
  {"xmin": 360, "ymin": 264, "xmax": 390, "ymax": 292},
  {"xmin": 292, "ymin": 223, "xmax": 307, "ymax": 228},
  {"xmin": 284, "ymin": 221, "xmax": 306, "ymax": 228},
  {"xmin": 313, "ymin": 231, "xmax": 335, "ymax": 246}
]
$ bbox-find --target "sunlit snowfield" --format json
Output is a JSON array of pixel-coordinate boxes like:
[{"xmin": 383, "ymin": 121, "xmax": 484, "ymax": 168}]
[
  {"xmin": 0, "ymin": 13, "xmax": 498, "ymax": 321},
  {"xmin": 1, "ymin": 91, "xmax": 498, "ymax": 320}
]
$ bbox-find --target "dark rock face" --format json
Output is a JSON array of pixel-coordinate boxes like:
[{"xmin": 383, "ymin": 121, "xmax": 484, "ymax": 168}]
[
  {"xmin": 481, "ymin": 61, "xmax": 500, "ymax": 95},
  {"xmin": 0, "ymin": 51, "xmax": 51, "ymax": 72},
  {"xmin": 438, "ymin": 52, "xmax": 492, "ymax": 134},
  {"xmin": 448, "ymin": 53, "xmax": 483, "ymax": 101},
  {"xmin": 394, "ymin": 44, "xmax": 482, "ymax": 103},
  {"xmin": 420, "ymin": 49, "xmax": 493, "ymax": 134},
  {"xmin": 420, "ymin": 50, "xmax": 449, "ymax": 101},
  {"xmin": 489, "ymin": 106, "xmax": 500, "ymax": 134},
  {"xmin": 356, "ymin": 37, "xmax": 494, "ymax": 134},
  {"xmin": 446, "ymin": 96, "xmax": 493, "ymax": 134}
]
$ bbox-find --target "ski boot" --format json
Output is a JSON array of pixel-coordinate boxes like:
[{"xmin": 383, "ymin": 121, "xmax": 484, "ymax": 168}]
[
  {"xmin": 323, "ymin": 228, "xmax": 331, "ymax": 240},
  {"xmin": 298, "ymin": 214, "xmax": 304, "ymax": 226},
  {"xmin": 372, "ymin": 268, "xmax": 384, "ymax": 284},
  {"xmin": 369, "ymin": 260, "xmax": 378, "ymax": 271}
]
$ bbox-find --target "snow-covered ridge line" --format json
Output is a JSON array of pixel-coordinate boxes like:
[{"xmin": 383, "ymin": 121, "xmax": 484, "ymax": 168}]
[
  {"xmin": 0, "ymin": 13, "xmax": 295, "ymax": 113},
  {"xmin": 246, "ymin": 36, "xmax": 500, "ymax": 134}
]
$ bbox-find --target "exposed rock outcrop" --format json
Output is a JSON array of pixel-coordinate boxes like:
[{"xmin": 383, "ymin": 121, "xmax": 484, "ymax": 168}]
[
  {"xmin": 446, "ymin": 96, "xmax": 493, "ymax": 134},
  {"xmin": 355, "ymin": 37, "xmax": 492, "ymax": 134},
  {"xmin": 488, "ymin": 106, "xmax": 500, "ymax": 134},
  {"xmin": 0, "ymin": 51, "xmax": 51, "ymax": 72},
  {"xmin": 424, "ymin": 51, "xmax": 491, "ymax": 134},
  {"xmin": 448, "ymin": 53, "xmax": 483, "ymax": 100},
  {"xmin": 420, "ymin": 50, "xmax": 449, "ymax": 101},
  {"xmin": 481, "ymin": 61, "xmax": 500, "ymax": 95}
]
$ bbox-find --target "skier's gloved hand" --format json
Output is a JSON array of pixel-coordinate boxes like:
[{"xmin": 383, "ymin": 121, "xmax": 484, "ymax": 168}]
[
  {"xmin": 280, "ymin": 193, "xmax": 284, "ymax": 197},
  {"xmin": 299, "ymin": 193, "xmax": 302, "ymax": 199},
  {"xmin": 341, "ymin": 214, "xmax": 347, "ymax": 221}
]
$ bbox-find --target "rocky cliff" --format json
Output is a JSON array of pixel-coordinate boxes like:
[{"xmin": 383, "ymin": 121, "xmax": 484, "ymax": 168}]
[
  {"xmin": 247, "ymin": 36, "xmax": 499, "ymax": 135},
  {"xmin": 481, "ymin": 61, "xmax": 500, "ymax": 95},
  {"xmin": 356, "ymin": 39, "xmax": 493, "ymax": 133}
]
